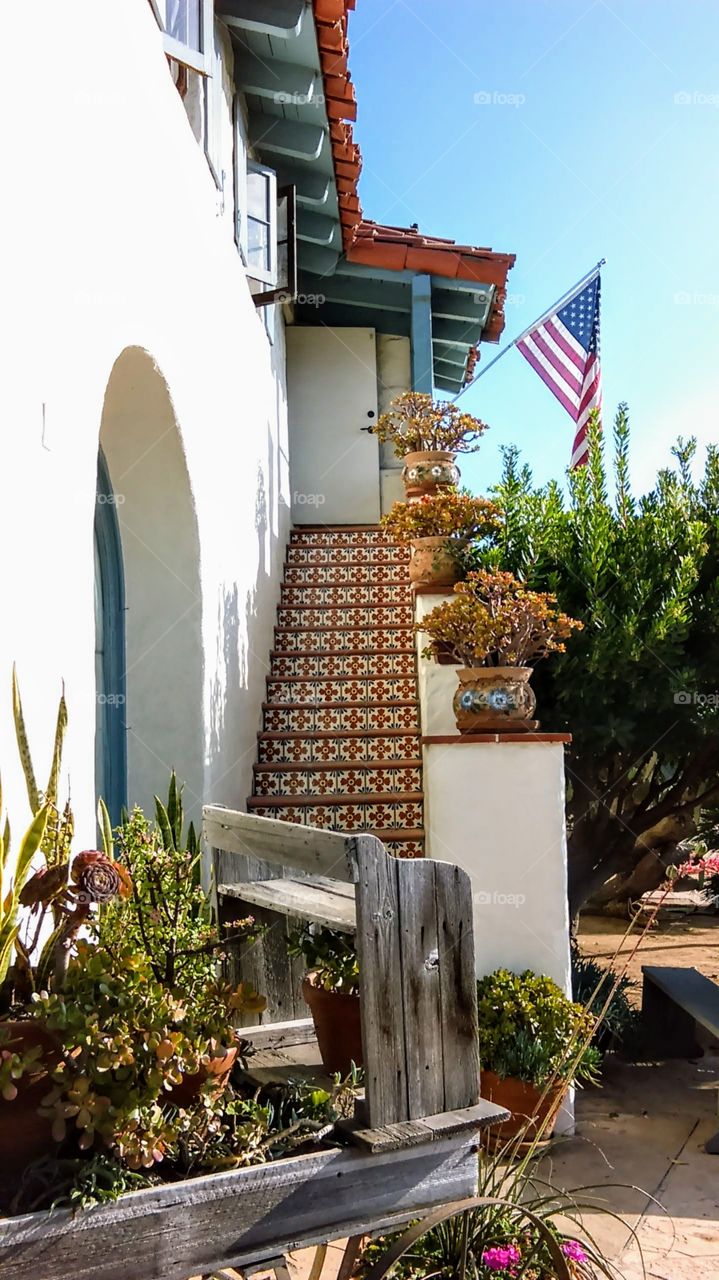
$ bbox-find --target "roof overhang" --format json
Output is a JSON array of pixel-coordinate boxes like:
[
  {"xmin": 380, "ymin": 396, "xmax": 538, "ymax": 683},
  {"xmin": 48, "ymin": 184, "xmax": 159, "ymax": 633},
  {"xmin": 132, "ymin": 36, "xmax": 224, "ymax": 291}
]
[{"xmin": 218, "ymin": 0, "xmax": 515, "ymax": 392}]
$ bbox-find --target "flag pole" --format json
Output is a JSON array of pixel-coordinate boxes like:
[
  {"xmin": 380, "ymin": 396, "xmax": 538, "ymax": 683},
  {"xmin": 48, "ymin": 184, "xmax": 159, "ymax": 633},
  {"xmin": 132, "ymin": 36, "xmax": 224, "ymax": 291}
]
[{"xmin": 453, "ymin": 258, "xmax": 606, "ymax": 401}]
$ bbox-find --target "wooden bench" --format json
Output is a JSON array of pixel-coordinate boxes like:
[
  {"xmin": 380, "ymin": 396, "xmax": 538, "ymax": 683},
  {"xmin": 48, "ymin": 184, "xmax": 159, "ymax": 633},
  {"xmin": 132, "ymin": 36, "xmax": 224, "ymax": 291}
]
[
  {"xmin": 0, "ymin": 811, "xmax": 510, "ymax": 1280},
  {"xmin": 642, "ymin": 965, "xmax": 719, "ymax": 1155}
]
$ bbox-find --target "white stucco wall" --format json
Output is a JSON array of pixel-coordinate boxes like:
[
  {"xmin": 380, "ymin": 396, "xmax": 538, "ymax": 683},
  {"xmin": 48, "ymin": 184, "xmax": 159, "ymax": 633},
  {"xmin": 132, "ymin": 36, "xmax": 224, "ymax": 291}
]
[
  {"xmin": 376, "ymin": 334, "xmax": 411, "ymax": 514},
  {"xmin": 0, "ymin": 1, "xmax": 290, "ymax": 840}
]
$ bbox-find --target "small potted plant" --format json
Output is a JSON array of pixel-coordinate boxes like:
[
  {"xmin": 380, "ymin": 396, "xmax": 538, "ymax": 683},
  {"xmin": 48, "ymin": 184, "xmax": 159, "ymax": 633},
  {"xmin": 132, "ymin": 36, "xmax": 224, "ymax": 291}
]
[
  {"xmin": 416, "ymin": 569, "xmax": 582, "ymax": 732},
  {"xmin": 373, "ymin": 392, "xmax": 488, "ymax": 498},
  {"xmin": 477, "ymin": 968, "xmax": 600, "ymax": 1149},
  {"xmin": 380, "ymin": 490, "xmax": 502, "ymax": 588},
  {"xmin": 288, "ymin": 925, "xmax": 361, "ymax": 1076}
]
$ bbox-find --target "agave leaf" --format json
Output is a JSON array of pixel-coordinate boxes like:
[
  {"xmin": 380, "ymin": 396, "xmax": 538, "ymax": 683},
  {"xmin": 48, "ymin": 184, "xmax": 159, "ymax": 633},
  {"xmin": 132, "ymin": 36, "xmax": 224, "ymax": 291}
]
[
  {"xmin": 45, "ymin": 688, "xmax": 68, "ymax": 806},
  {"xmin": 154, "ymin": 797, "xmax": 174, "ymax": 852},
  {"xmin": 12, "ymin": 666, "xmax": 39, "ymax": 814},
  {"xmin": 97, "ymin": 797, "xmax": 114, "ymax": 858}
]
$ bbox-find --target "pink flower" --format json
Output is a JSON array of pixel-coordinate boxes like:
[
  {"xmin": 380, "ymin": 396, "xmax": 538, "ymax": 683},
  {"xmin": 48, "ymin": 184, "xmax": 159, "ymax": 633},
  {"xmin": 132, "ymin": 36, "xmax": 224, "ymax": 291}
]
[
  {"xmin": 481, "ymin": 1244, "xmax": 521, "ymax": 1272},
  {"xmin": 562, "ymin": 1239, "xmax": 588, "ymax": 1263}
]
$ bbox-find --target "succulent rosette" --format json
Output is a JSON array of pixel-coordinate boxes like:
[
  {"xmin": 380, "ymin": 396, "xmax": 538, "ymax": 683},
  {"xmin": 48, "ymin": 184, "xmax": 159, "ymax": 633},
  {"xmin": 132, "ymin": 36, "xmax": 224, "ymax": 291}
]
[{"xmin": 71, "ymin": 850, "xmax": 132, "ymax": 903}]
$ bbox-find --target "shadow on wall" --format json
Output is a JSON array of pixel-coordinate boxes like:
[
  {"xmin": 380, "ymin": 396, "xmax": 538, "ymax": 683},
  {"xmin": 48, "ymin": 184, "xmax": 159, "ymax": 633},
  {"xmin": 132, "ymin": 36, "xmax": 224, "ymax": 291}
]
[
  {"xmin": 99, "ymin": 346, "xmax": 204, "ymax": 826},
  {"xmin": 207, "ymin": 443, "xmax": 290, "ymax": 813}
]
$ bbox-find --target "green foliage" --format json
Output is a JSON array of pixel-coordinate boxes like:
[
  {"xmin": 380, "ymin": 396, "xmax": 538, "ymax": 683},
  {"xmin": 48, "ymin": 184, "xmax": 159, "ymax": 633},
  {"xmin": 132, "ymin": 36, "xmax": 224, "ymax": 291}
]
[
  {"xmin": 477, "ymin": 968, "xmax": 598, "ymax": 1086},
  {"xmin": 97, "ymin": 773, "xmax": 259, "ymax": 996},
  {"xmin": 32, "ymin": 939, "xmax": 260, "ymax": 1169},
  {"xmin": 287, "ymin": 924, "xmax": 359, "ymax": 995},
  {"xmin": 0, "ymin": 805, "xmax": 50, "ymax": 988},
  {"xmin": 466, "ymin": 407, "xmax": 719, "ymax": 911},
  {"xmin": 570, "ymin": 942, "xmax": 640, "ymax": 1052}
]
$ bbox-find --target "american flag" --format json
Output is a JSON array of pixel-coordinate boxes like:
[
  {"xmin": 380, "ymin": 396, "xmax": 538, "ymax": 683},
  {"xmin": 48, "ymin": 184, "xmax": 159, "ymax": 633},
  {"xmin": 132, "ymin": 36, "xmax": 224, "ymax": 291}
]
[{"xmin": 516, "ymin": 273, "xmax": 602, "ymax": 468}]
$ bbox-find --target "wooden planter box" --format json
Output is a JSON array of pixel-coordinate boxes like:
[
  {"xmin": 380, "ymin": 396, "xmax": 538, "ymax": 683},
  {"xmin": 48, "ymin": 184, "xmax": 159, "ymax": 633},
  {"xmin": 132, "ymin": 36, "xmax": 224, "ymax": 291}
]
[
  {"xmin": 1, "ymin": 811, "xmax": 507, "ymax": 1279},
  {"xmin": 0, "ymin": 1127, "xmax": 487, "ymax": 1280}
]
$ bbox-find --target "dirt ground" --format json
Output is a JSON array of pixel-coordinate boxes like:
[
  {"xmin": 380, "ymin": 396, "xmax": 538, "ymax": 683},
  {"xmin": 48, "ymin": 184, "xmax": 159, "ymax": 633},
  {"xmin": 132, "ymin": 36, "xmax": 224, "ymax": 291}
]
[{"xmin": 577, "ymin": 910, "xmax": 719, "ymax": 998}]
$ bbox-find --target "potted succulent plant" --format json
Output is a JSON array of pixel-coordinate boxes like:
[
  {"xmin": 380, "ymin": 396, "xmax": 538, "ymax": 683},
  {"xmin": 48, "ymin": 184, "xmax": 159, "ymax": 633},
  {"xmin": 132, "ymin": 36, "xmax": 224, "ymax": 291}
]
[
  {"xmin": 416, "ymin": 569, "xmax": 582, "ymax": 732},
  {"xmin": 373, "ymin": 392, "xmax": 488, "ymax": 498},
  {"xmin": 288, "ymin": 924, "xmax": 361, "ymax": 1076},
  {"xmin": 477, "ymin": 968, "xmax": 600, "ymax": 1150},
  {"xmin": 380, "ymin": 490, "xmax": 502, "ymax": 588}
]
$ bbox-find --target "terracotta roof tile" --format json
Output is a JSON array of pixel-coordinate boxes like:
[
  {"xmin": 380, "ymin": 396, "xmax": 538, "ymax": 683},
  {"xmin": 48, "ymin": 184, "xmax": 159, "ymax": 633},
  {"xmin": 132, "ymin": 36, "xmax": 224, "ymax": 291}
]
[{"xmin": 311, "ymin": 0, "xmax": 515, "ymax": 345}]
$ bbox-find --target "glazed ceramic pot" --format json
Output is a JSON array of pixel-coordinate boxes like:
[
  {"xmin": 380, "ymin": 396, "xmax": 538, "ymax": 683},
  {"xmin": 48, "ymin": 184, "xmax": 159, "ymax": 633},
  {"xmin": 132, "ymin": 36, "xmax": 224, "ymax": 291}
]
[
  {"xmin": 480, "ymin": 1069, "xmax": 567, "ymax": 1151},
  {"xmin": 453, "ymin": 666, "xmax": 537, "ymax": 733},
  {"xmin": 401, "ymin": 450, "xmax": 459, "ymax": 499},
  {"xmin": 409, "ymin": 536, "xmax": 460, "ymax": 588},
  {"xmin": 302, "ymin": 974, "xmax": 363, "ymax": 1076},
  {"xmin": 168, "ymin": 1041, "xmax": 239, "ymax": 1107}
]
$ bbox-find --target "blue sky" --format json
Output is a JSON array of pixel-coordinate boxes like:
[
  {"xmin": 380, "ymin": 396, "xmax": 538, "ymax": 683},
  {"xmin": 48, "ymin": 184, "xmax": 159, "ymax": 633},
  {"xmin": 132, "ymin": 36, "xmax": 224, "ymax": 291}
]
[{"xmin": 348, "ymin": 0, "xmax": 719, "ymax": 497}]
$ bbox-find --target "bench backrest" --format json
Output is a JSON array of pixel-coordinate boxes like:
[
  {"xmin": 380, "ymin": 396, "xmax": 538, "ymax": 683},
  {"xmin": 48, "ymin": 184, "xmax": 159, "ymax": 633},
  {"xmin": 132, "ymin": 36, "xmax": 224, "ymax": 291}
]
[{"xmin": 204, "ymin": 805, "xmax": 480, "ymax": 1127}]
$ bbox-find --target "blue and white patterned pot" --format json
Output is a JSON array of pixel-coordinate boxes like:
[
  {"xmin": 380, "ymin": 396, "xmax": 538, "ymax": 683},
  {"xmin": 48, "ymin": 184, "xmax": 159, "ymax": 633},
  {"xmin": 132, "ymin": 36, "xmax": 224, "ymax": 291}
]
[{"xmin": 453, "ymin": 666, "xmax": 537, "ymax": 733}]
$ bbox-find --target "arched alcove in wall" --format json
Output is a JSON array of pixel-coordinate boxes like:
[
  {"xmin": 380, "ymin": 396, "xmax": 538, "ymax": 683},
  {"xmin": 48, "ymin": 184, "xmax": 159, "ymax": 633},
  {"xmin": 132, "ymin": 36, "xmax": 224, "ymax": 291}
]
[{"xmin": 98, "ymin": 347, "xmax": 203, "ymax": 825}]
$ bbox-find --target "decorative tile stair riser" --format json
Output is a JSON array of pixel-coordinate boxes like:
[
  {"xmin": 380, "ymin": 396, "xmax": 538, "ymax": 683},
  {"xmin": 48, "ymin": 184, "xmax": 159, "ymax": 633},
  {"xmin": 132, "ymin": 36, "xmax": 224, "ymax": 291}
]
[{"xmin": 248, "ymin": 527, "xmax": 425, "ymax": 856}]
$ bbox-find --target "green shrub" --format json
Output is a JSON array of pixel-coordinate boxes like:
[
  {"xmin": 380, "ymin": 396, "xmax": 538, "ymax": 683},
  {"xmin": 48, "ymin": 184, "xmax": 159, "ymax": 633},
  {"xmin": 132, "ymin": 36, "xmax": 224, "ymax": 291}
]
[{"xmin": 477, "ymin": 968, "xmax": 600, "ymax": 1086}]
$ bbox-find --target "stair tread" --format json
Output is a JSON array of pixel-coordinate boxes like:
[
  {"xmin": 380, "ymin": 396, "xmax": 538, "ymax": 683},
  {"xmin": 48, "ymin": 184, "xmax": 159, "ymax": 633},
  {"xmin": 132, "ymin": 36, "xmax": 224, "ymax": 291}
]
[
  {"xmin": 271, "ymin": 648, "xmax": 416, "ymax": 658},
  {"xmin": 249, "ymin": 788, "xmax": 422, "ymax": 798},
  {"xmin": 263, "ymin": 699, "xmax": 417, "ymax": 710},
  {"xmin": 254, "ymin": 759, "xmax": 422, "ymax": 771},
  {"xmin": 259, "ymin": 728, "xmax": 420, "ymax": 738}
]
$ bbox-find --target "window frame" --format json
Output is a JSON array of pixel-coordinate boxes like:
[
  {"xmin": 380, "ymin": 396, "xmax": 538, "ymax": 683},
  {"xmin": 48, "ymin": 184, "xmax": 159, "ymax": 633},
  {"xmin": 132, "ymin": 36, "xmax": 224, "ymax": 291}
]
[
  {"xmin": 245, "ymin": 161, "xmax": 278, "ymax": 288},
  {"xmin": 253, "ymin": 184, "xmax": 297, "ymax": 308},
  {"xmin": 149, "ymin": 0, "xmax": 214, "ymax": 76}
]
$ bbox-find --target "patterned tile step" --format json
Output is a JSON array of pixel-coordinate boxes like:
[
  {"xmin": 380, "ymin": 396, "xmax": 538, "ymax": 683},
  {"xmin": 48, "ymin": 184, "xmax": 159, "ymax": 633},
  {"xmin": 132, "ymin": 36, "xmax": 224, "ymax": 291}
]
[
  {"xmin": 274, "ymin": 629, "xmax": 412, "ymax": 653},
  {"xmin": 277, "ymin": 605, "xmax": 413, "ymax": 629},
  {"xmin": 290, "ymin": 528, "xmax": 398, "ymax": 547},
  {"xmin": 385, "ymin": 839, "xmax": 424, "ymax": 858},
  {"xmin": 253, "ymin": 762, "xmax": 422, "ymax": 796},
  {"xmin": 263, "ymin": 702, "xmax": 419, "ymax": 732},
  {"xmin": 280, "ymin": 583, "xmax": 410, "ymax": 608},
  {"xmin": 270, "ymin": 650, "xmax": 416, "ymax": 679},
  {"xmin": 284, "ymin": 562, "xmax": 408, "ymax": 584},
  {"xmin": 247, "ymin": 795, "xmax": 424, "ymax": 832},
  {"xmin": 287, "ymin": 545, "xmax": 409, "ymax": 566},
  {"xmin": 257, "ymin": 730, "xmax": 421, "ymax": 764},
  {"xmin": 266, "ymin": 676, "xmax": 418, "ymax": 703}
]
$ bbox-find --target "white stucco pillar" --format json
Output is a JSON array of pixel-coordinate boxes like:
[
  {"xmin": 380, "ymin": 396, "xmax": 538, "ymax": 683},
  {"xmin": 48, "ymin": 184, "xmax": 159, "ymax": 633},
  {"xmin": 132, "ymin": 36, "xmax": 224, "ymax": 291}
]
[{"xmin": 416, "ymin": 590, "xmax": 574, "ymax": 1128}]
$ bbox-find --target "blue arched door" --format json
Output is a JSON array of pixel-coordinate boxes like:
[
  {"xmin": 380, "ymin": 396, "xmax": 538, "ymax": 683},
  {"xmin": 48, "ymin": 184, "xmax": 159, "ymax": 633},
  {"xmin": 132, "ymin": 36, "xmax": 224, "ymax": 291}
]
[{"xmin": 94, "ymin": 451, "xmax": 127, "ymax": 823}]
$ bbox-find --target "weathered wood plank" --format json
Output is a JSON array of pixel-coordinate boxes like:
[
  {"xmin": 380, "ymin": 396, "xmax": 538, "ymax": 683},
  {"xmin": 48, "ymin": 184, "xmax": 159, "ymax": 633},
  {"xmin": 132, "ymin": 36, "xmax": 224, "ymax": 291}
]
[
  {"xmin": 219, "ymin": 876, "xmax": 357, "ymax": 933},
  {"xmin": 396, "ymin": 859, "xmax": 445, "ymax": 1120},
  {"xmin": 337, "ymin": 1101, "xmax": 509, "ymax": 1152},
  {"xmin": 353, "ymin": 835, "xmax": 408, "ymax": 1126},
  {"xmin": 420, "ymin": 1101, "xmax": 509, "ymax": 1137},
  {"xmin": 0, "ymin": 1137, "xmax": 480, "ymax": 1280},
  {"xmin": 240, "ymin": 1018, "xmax": 316, "ymax": 1050},
  {"xmin": 434, "ymin": 861, "xmax": 481, "ymax": 1110},
  {"xmin": 205, "ymin": 807, "xmax": 356, "ymax": 883}
]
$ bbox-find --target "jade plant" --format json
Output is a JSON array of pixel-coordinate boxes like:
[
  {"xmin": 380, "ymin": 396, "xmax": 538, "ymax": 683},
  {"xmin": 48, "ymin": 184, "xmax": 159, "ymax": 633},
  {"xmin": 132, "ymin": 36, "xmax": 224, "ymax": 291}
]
[
  {"xmin": 477, "ymin": 968, "xmax": 600, "ymax": 1087},
  {"xmin": 380, "ymin": 490, "xmax": 502, "ymax": 545},
  {"xmin": 416, "ymin": 569, "xmax": 583, "ymax": 668},
  {"xmin": 373, "ymin": 391, "xmax": 489, "ymax": 457},
  {"xmin": 32, "ymin": 940, "xmax": 264, "ymax": 1168}
]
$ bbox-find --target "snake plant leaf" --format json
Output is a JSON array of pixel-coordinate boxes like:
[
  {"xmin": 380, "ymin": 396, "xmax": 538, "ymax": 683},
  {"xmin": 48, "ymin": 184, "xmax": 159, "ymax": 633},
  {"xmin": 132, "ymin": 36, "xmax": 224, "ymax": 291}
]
[
  {"xmin": 97, "ymin": 797, "xmax": 114, "ymax": 858},
  {"xmin": 187, "ymin": 820, "xmax": 198, "ymax": 858},
  {"xmin": 14, "ymin": 805, "xmax": 50, "ymax": 894},
  {"xmin": 166, "ymin": 772, "xmax": 181, "ymax": 849},
  {"xmin": 45, "ymin": 686, "xmax": 68, "ymax": 807},
  {"xmin": 154, "ymin": 796, "xmax": 174, "ymax": 852},
  {"xmin": 12, "ymin": 666, "xmax": 39, "ymax": 814},
  {"xmin": 0, "ymin": 924, "xmax": 19, "ymax": 987}
]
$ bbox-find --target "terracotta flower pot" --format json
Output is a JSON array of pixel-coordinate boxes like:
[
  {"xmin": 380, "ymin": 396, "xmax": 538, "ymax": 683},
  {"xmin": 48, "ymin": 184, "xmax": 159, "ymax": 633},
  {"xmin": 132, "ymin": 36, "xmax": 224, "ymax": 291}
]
[
  {"xmin": 302, "ymin": 974, "xmax": 362, "ymax": 1076},
  {"xmin": 0, "ymin": 1021, "xmax": 60, "ymax": 1172},
  {"xmin": 401, "ymin": 450, "xmax": 459, "ymax": 499},
  {"xmin": 453, "ymin": 666, "xmax": 537, "ymax": 733},
  {"xmin": 480, "ymin": 1069, "xmax": 567, "ymax": 1151},
  {"xmin": 168, "ymin": 1041, "xmax": 239, "ymax": 1107},
  {"xmin": 409, "ymin": 536, "xmax": 460, "ymax": 588}
]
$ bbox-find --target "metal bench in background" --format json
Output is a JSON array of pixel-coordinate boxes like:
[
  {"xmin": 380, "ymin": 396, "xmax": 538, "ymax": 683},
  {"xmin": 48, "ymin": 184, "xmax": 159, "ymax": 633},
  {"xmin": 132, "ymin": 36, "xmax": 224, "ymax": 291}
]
[{"xmin": 642, "ymin": 964, "xmax": 719, "ymax": 1154}]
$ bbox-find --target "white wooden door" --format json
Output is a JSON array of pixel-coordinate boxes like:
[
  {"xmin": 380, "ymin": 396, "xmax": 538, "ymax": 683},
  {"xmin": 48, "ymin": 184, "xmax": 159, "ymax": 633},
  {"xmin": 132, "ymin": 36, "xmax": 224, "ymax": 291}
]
[{"xmin": 287, "ymin": 327, "xmax": 380, "ymax": 525}]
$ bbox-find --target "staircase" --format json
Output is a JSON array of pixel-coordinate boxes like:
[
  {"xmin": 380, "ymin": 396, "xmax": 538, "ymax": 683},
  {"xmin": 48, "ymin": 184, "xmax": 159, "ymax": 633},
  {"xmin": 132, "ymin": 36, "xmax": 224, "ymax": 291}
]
[{"xmin": 248, "ymin": 527, "xmax": 424, "ymax": 857}]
